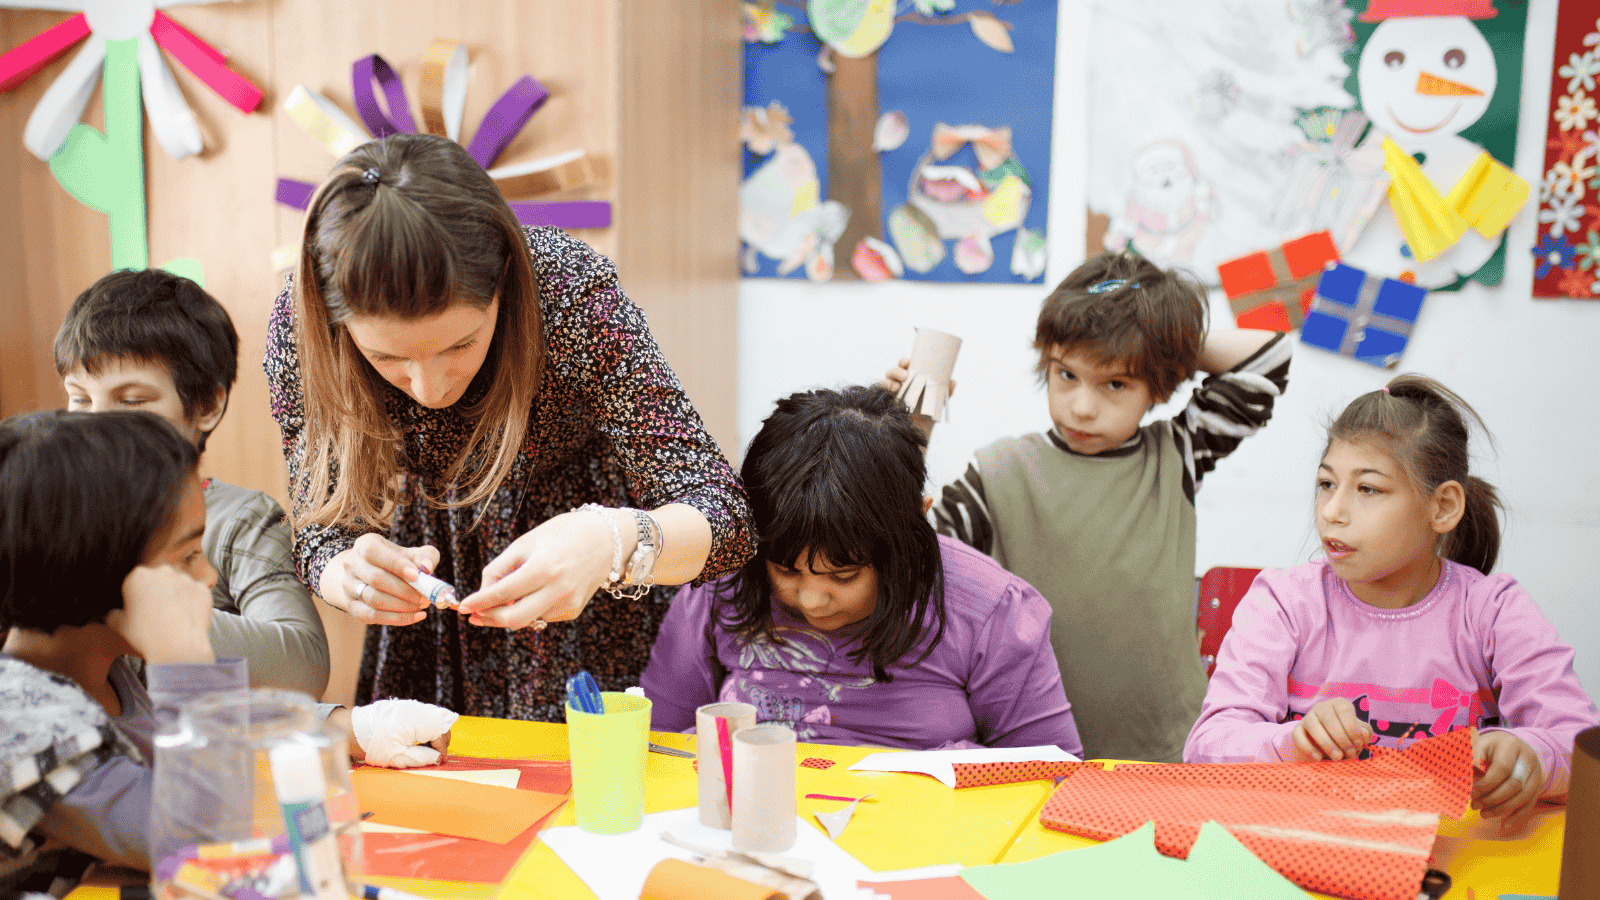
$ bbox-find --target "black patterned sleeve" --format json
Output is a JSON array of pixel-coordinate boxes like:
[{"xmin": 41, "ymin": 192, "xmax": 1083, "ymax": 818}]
[
  {"xmin": 528, "ymin": 228, "xmax": 755, "ymax": 580},
  {"xmin": 931, "ymin": 460, "xmax": 995, "ymax": 556},
  {"xmin": 1168, "ymin": 332, "xmax": 1293, "ymax": 503},
  {"xmin": 263, "ymin": 276, "xmax": 365, "ymax": 594}
]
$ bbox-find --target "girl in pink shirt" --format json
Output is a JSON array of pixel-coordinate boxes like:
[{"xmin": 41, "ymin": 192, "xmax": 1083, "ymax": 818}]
[{"xmin": 1186, "ymin": 375, "xmax": 1598, "ymax": 831}]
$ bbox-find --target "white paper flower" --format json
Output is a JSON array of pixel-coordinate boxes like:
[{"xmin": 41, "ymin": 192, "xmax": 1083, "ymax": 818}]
[
  {"xmin": 0, "ymin": 0, "xmax": 261, "ymax": 161},
  {"xmin": 1561, "ymin": 50, "xmax": 1600, "ymax": 95},
  {"xmin": 1556, "ymin": 91, "xmax": 1598, "ymax": 133},
  {"xmin": 1539, "ymin": 191, "xmax": 1585, "ymax": 237}
]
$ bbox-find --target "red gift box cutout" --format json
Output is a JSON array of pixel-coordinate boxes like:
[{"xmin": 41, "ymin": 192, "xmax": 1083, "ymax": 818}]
[{"xmin": 1218, "ymin": 230, "xmax": 1339, "ymax": 331}]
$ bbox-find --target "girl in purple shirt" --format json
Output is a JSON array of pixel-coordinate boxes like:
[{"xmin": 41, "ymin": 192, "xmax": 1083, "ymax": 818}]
[
  {"xmin": 642, "ymin": 386, "xmax": 1081, "ymax": 753},
  {"xmin": 1187, "ymin": 375, "xmax": 1598, "ymax": 831}
]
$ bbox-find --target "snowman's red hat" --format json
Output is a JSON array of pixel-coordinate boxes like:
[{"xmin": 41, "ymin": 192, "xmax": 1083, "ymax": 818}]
[{"xmin": 1358, "ymin": 0, "xmax": 1497, "ymax": 21}]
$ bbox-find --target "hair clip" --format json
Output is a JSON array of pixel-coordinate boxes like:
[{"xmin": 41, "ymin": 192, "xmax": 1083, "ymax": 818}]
[
  {"xmin": 362, "ymin": 168, "xmax": 381, "ymax": 185},
  {"xmin": 1380, "ymin": 385, "xmax": 1391, "ymax": 394},
  {"xmin": 1087, "ymin": 279, "xmax": 1136, "ymax": 294}
]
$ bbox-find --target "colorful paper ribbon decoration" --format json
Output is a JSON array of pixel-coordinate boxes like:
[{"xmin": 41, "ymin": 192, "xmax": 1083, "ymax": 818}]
[
  {"xmin": 0, "ymin": 1, "xmax": 263, "ymax": 280},
  {"xmin": 276, "ymin": 42, "xmax": 608, "ymax": 233},
  {"xmin": 1380, "ymin": 136, "xmax": 1468, "ymax": 264}
]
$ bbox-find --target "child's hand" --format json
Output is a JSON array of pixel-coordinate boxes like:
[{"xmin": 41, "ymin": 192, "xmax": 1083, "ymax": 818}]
[
  {"xmin": 1290, "ymin": 698, "xmax": 1373, "ymax": 761},
  {"xmin": 1472, "ymin": 731, "xmax": 1543, "ymax": 831},
  {"xmin": 349, "ymin": 698, "xmax": 458, "ymax": 768},
  {"xmin": 880, "ymin": 357, "xmax": 958, "ymax": 398},
  {"xmin": 109, "ymin": 564, "xmax": 215, "ymax": 665}
]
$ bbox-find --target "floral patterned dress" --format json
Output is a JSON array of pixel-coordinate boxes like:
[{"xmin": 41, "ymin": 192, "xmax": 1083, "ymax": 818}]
[{"xmin": 265, "ymin": 227, "xmax": 754, "ymax": 720}]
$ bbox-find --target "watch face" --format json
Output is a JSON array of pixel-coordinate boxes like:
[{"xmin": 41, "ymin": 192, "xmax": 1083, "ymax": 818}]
[{"xmin": 626, "ymin": 543, "xmax": 659, "ymax": 584}]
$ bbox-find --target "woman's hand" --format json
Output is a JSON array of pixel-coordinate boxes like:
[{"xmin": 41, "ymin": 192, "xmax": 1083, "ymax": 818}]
[
  {"xmin": 1290, "ymin": 698, "xmax": 1373, "ymax": 761},
  {"xmin": 1473, "ymin": 730, "xmax": 1543, "ymax": 831},
  {"xmin": 319, "ymin": 533, "xmax": 441, "ymax": 626},
  {"xmin": 457, "ymin": 508, "xmax": 622, "ymax": 630},
  {"xmin": 109, "ymin": 565, "xmax": 215, "ymax": 665}
]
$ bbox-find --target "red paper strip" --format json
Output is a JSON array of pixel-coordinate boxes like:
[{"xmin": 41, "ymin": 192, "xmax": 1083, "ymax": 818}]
[
  {"xmin": 1038, "ymin": 729, "xmax": 1472, "ymax": 900},
  {"xmin": 0, "ymin": 13, "xmax": 90, "ymax": 93},
  {"xmin": 149, "ymin": 11, "xmax": 263, "ymax": 113},
  {"xmin": 951, "ymin": 759, "xmax": 1101, "ymax": 789},
  {"xmin": 716, "ymin": 716, "xmax": 735, "ymax": 814}
]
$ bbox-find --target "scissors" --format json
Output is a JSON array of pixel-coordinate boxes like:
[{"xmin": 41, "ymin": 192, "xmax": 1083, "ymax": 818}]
[{"xmin": 566, "ymin": 670, "xmax": 603, "ymax": 714}]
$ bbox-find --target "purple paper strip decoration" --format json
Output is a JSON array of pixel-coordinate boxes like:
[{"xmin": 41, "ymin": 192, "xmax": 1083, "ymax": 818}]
[
  {"xmin": 275, "ymin": 178, "xmax": 316, "ymax": 211},
  {"xmin": 467, "ymin": 75, "xmax": 550, "ymax": 169},
  {"xmin": 509, "ymin": 200, "xmax": 611, "ymax": 229},
  {"xmin": 352, "ymin": 54, "xmax": 417, "ymax": 138}
]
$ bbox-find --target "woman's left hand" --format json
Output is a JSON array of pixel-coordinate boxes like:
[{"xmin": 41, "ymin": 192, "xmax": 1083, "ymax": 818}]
[{"xmin": 457, "ymin": 509, "xmax": 621, "ymax": 630}]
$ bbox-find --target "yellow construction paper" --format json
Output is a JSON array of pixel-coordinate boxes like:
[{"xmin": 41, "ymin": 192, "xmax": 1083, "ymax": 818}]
[
  {"xmin": 1381, "ymin": 136, "xmax": 1468, "ymax": 263},
  {"xmin": 982, "ymin": 175, "xmax": 1026, "ymax": 228},
  {"xmin": 1445, "ymin": 152, "xmax": 1530, "ymax": 239},
  {"xmin": 352, "ymin": 766, "xmax": 567, "ymax": 844}
]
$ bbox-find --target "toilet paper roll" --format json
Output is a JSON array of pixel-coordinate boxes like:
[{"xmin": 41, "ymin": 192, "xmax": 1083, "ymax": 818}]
[
  {"xmin": 895, "ymin": 328, "xmax": 962, "ymax": 421},
  {"xmin": 695, "ymin": 702, "xmax": 757, "ymax": 829},
  {"xmin": 731, "ymin": 724, "xmax": 797, "ymax": 854},
  {"xmin": 1560, "ymin": 725, "xmax": 1600, "ymax": 899}
]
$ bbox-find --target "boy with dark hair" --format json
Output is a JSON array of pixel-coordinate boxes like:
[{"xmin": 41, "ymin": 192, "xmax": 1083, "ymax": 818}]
[
  {"xmin": 55, "ymin": 269, "xmax": 329, "ymax": 697},
  {"xmin": 888, "ymin": 251, "xmax": 1292, "ymax": 763}
]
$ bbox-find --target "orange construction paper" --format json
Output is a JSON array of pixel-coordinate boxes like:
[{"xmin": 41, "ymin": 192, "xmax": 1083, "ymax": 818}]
[
  {"xmin": 1039, "ymin": 728, "xmax": 1473, "ymax": 900},
  {"xmin": 640, "ymin": 858, "xmax": 780, "ymax": 900},
  {"xmin": 353, "ymin": 766, "xmax": 568, "ymax": 843},
  {"xmin": 951, "ymin": 760, "xmax": 1102, "ymax": 789}
]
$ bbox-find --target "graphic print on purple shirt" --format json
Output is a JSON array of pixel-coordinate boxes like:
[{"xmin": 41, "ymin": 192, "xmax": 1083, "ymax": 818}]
[
  {"xmin": 1285, "ymin": 677, "xmax": 1502, "ymax": 746},
  {"xmin": 726, "ymin": 624, "xmax": 875, "ymax": 741}
]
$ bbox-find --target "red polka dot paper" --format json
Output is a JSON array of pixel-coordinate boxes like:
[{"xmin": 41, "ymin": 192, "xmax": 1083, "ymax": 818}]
[
  {"xmin": 801, "ymin": 757, "xmax": 836, "ymax": 770},
  {"xmin": 1040, "ymin": 728, "xmax": 1473, "ymax": 900},
  {"xmin": 952, "ymin": 759, "xmax": 1102, "ymax": 789}
]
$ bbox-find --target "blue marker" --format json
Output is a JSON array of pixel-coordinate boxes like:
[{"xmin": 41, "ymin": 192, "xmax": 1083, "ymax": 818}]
[{"xmin": 565, "ymin": 670, "xmax": 602, "ymax": 714}]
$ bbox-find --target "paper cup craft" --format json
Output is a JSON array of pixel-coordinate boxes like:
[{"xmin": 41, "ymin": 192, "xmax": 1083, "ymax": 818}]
[
  {"xmin": 566, "ymin": 691, "xmax": 651, "ymax": 834},
  {"xmin": 1216, "ymin": 231, "xmax": 1338, "ymax": 332},
  {"xmin": 696, "ymin": 702, "xmax": 757, "ymax": 829},
  {"xmin": 1561, "ymin": 726, "xmax": 1600, "ymax": 899},
  {"xmin": 1299, "ymin": 263, "xmax": 1427, "ymax": 369},
  {"xmin": 895, "ymin": 328, "xmax": 962, "ymax": 422},
  {"xmin": 731, "ymin": 724, "xmax": 798, "ymax": 853}
]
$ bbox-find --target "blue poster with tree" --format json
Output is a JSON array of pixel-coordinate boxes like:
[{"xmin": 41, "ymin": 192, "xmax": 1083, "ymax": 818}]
[{"xmin": 740, "ymin": 0, "xmax": 1058, "ymax": 283}]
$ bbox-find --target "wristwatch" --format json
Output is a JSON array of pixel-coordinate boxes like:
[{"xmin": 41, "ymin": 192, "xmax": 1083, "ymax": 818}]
[{"xmin": 622, "ymin": 508, "xmax": 662, "ymax": 589}]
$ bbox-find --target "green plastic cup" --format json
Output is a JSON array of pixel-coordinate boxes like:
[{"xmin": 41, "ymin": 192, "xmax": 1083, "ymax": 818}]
[{"xmin": 566, "ymin": 691, "xmax": 651, "ymax": 834}]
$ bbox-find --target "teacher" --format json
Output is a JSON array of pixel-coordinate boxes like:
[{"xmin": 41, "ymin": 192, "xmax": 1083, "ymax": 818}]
[{"xmin": 265, "ymin": 133, "xmax": 754, "ymax": 720}]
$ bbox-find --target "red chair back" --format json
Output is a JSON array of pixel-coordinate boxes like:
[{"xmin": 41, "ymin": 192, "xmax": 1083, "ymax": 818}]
[{"xmin": 1197, "ymin": 566, "xmax": 1261, "ymax": 678}]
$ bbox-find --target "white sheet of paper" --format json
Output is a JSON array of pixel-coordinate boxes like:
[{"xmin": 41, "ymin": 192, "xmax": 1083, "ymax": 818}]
[
  {"xmin": 845, "ymin": 746, "xmax": 1079, "ymax": 788},
  {"xmin": 541, "ymin": 806, "xmax": 877, "ymax": 900},
  {"xmin": 404, "ymin": 768, "xmax": 522, "ymax": 789}
]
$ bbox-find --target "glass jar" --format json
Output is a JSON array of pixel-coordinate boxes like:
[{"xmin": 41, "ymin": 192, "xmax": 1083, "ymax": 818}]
[{"xmin": 150, "ymin": 689, "xmax": 360, "ymax": 898}]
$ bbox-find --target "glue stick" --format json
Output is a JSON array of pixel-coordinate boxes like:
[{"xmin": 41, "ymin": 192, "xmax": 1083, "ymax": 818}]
[
  {"xmin": 412, "ymin": 571, "xmax": 458, "ymax": 608},
  {"xmin": 267, "ymin": 741, "xmax": 346, "ymax": 900}
]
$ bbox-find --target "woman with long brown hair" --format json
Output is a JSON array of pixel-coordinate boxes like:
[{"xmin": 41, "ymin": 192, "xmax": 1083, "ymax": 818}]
[{"xmin": 265, "ymin": 133, "xmax": 753, "ymax": 720}]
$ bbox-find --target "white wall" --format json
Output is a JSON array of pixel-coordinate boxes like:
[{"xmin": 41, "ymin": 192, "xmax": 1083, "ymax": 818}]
[{"xmin": 737, "ymin": 0, "xmax": 1600, "ymax": 692}]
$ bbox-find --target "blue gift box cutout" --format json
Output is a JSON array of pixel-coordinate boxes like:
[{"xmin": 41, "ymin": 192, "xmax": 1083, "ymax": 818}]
[{"xmin": 1301, "ymin": 262, "xmax": 1427, "ymax": 369}]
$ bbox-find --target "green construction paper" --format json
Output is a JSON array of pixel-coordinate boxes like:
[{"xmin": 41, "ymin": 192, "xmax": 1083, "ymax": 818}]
[
  {"xmin": 959, "ymin": 821, "xmax": 1304, "ymax": 900},
  {"xmin": 161, "ymin": 257, "xmax": 204, "ymax": 286},
  {"xmin": 49, "ymin": 38, "xmax": 148, "ymax": 270}
]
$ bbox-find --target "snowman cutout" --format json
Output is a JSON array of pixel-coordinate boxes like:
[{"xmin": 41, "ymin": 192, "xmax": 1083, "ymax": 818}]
[{"xmin": 1341, "ymin": 0, "xmax": 1504, "ymax": 288}]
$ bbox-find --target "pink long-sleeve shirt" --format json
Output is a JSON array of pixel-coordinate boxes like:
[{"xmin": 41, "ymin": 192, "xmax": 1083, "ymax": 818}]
[{"xmin": 1186, "ymin": 560, "xmax": 1599, "ymax": 800}]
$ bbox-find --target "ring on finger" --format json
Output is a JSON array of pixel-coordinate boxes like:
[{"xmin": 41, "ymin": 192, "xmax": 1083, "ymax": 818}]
[
  {"xmin": 358, "ymin": 582, "xmax": 371, "ymax": 603},
  {"xmin": 1510, "ymin": 758, "xmax": 1530, "ymax": 784},
  {"xmin": 532, "ymin": 619, "xmax": 548, "ymax": 632}
]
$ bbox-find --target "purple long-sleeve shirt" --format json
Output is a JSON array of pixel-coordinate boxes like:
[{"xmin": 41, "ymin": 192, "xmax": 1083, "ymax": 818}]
[
  {"xmin": 1186, "ymin": 561, "xmax": 1599, "ymax": 800},
  {"xmin": 642, "ymin": 536, "xmax": 1081, "ymax": 753}
]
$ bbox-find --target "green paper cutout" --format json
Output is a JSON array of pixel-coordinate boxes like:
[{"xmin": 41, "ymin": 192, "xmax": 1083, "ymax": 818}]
[
  {"xmin": 48, "ymin": 38, "xmax": 149, "ymax": 271},
  {"xmin": 959, "ymin": 821, "xmax": 1304, "ymax": 900},
  {"xmin": 161, "ymin": 257, "xmax": 204, "ymax": 286}
]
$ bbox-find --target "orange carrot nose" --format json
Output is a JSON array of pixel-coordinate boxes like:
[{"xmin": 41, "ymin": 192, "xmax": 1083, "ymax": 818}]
[{"xmin": 1416, "ymin": 71, "xmax": 1484, "ymax": 97}]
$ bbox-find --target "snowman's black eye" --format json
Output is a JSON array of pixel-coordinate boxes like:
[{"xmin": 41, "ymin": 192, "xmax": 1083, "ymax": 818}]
[
  {"xmin": 1444, "ymin": 48, "xmax": 1465, "ymax": 69},
  {"xmin": 1384, "ymin": 50, "xmax": 1406, "ymax": 68}
]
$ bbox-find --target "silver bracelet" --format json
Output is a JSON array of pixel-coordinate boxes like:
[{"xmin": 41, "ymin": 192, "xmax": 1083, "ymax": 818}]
[{"xmin": 577, "ymin": 503, "xmax": 623, "ymax": 589}]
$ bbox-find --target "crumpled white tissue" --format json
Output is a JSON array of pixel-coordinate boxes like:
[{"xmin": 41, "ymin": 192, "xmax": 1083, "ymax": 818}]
[{"xmin": 351, "ymin": 698, "xmax": 459, "ymax": 768}]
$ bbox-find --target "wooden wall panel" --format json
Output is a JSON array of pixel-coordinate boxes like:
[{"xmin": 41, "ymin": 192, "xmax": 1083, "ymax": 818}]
[{"xmin": 0, "ymin": 2, "xmax": 739, "ymax": 705}]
